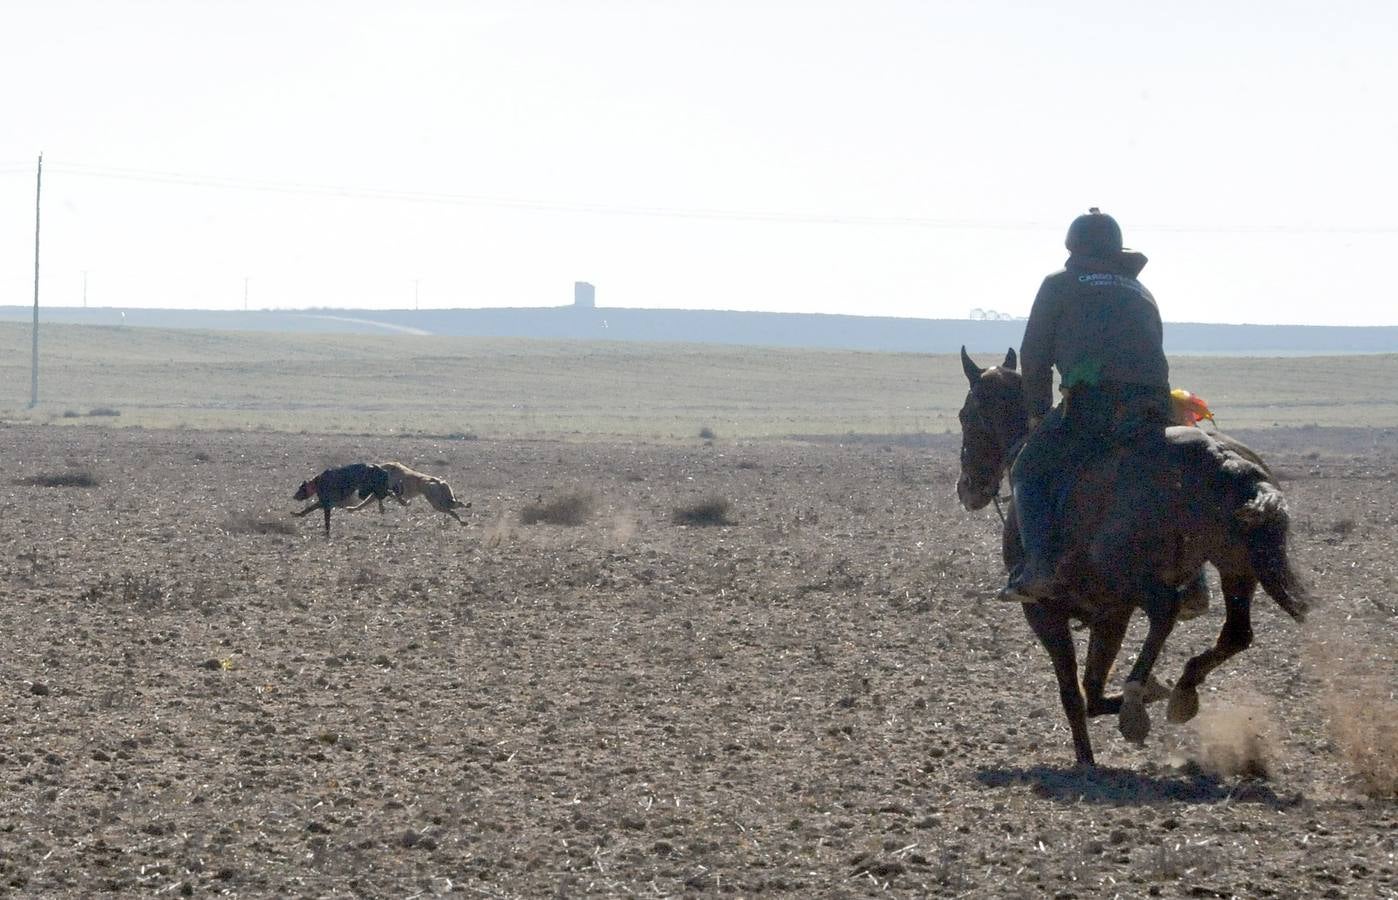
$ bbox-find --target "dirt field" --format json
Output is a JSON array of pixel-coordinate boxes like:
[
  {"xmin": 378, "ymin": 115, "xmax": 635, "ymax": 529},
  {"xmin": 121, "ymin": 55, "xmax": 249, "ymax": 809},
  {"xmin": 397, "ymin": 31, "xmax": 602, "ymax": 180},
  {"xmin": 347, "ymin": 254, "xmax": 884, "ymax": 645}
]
[{"xmin": 1, "ymin": 423, "xmax": 1394, "ymax": 898}]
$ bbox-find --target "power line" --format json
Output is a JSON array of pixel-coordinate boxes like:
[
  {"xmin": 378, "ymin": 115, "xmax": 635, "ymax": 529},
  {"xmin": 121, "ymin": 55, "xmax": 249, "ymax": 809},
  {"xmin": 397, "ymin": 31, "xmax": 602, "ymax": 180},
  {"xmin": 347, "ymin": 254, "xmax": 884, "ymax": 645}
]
[
  {"xmin": 47, "ymin": 160, "xmax": 1036, "ymax": 228},
  {"xmin": 30, "ymin": 159, "xmax": 1398, "ymax": 235}
]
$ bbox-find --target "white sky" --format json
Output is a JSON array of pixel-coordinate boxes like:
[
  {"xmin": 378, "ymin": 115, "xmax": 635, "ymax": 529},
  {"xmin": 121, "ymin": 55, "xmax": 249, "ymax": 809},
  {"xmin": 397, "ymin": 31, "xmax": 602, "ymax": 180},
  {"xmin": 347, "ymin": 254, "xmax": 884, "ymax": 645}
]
[{"xmin": 2, "ymin": 0, "xmax": 1395, "ymax": 325}]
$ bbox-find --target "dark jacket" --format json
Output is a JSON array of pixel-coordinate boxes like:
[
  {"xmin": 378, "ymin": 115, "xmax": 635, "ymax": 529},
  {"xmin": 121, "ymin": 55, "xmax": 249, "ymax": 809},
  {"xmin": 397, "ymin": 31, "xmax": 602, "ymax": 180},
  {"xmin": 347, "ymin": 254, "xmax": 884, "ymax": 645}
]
[{"xmin": 1019, "ymin": 250, "xmax": 1169, "ymax": 420}]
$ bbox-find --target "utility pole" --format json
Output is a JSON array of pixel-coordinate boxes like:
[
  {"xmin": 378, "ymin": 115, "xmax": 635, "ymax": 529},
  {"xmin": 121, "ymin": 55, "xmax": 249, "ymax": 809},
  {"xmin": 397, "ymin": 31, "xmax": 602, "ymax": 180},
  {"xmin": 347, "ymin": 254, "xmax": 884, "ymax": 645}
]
[{"xmin": 30, "ymin": 154, "xmax": 42, "ymax": 409}]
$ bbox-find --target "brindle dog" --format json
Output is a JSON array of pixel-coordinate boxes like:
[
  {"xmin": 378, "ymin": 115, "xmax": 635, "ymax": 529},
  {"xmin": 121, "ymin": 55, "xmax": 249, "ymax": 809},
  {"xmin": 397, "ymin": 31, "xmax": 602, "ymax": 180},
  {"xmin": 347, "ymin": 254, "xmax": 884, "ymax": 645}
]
[
  {"xmin": 956, "ymin": 347, "xmax": 1306, "ymax": 766},
  {"xmin": 292, "ymin": 463, "xmax": 396, "ymax": 538}
]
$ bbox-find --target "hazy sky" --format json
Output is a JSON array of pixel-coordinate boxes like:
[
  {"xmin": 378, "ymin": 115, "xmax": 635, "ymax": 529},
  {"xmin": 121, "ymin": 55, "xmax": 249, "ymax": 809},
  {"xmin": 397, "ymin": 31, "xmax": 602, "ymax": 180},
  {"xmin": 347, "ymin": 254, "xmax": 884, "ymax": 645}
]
[{"xmin": 2, "ymin": 1, "xmax": 1395, "ymax": 325}]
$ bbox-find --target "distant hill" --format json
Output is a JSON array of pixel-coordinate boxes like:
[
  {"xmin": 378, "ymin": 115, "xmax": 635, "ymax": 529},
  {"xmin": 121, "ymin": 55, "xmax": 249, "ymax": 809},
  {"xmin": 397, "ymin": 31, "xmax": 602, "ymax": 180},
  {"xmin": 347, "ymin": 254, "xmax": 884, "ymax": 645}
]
[{"xmin": 2, "ymin": 304, "xmax": 1394, "ymax": 355}]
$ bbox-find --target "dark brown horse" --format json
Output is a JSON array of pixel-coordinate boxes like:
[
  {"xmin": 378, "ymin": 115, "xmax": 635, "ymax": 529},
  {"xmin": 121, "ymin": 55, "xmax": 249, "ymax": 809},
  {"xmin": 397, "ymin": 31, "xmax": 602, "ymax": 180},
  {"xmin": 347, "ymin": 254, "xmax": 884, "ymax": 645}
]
[{"xmin": 956, "ymin": 347, "xmax": 1306, "ymax": 766}]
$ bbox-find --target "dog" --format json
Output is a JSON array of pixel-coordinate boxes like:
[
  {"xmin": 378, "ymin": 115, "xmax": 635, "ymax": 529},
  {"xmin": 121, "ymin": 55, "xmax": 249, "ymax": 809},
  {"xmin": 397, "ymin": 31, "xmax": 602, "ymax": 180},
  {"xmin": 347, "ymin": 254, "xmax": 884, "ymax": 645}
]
[
  {"xmin": 380, "ymin": 461, "xmax": 471, "ymax": 525},
  {"xmin": 292, "ymin": 463, "xmax": 397, "ymax": 537}
]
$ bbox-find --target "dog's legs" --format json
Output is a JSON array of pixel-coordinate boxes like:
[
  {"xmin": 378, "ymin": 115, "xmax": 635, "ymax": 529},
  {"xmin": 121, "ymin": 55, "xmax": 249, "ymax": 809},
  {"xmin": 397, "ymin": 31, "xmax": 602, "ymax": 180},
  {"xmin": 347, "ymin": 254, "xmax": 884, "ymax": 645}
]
[
  {"xmin": 447, "ymin": 508, "xmax": 467, "ymax": 525},
  {"xmin": 291, "ymin": 503, "xmax": 320, "ymax": 518},
  {"xmin": 344, "ymin": 494, "xmax": 378, "ymax": 512},
  {"xmin": 322, "ymin": 506, "xmax": 332, "ymax": 538}
]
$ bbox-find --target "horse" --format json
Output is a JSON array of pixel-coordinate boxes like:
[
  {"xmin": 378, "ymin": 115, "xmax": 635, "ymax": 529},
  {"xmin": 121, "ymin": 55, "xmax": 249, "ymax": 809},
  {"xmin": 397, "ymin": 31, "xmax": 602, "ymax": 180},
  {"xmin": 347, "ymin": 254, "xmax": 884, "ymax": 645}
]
[{"xmin": 955, "ymin": 347, "xmax": 1306, "ymax": 766}]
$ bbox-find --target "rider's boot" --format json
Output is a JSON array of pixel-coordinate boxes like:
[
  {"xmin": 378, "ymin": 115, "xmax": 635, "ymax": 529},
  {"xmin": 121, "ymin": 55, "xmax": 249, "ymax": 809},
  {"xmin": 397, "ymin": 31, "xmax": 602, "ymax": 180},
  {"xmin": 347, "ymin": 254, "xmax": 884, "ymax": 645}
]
[{"xmin": 998, "ymin": 479, "xmax": 1058, "ymax": 603}]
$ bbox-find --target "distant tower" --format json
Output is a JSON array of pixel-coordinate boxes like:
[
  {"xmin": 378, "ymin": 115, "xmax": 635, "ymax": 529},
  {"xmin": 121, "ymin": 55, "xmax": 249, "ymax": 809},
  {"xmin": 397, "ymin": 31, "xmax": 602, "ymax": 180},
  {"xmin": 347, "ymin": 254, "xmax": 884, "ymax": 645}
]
[{"xmin": 574, "ymin": 281, "xmax": 595, "ymax": 309}]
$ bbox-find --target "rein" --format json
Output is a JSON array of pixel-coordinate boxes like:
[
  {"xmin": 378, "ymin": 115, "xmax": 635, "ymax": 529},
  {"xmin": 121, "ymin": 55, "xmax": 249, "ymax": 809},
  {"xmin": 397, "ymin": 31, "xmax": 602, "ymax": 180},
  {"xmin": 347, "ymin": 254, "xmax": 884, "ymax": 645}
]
[{"xmin": 989, "ymin": 432, "xmax": 1027, "ymax": 524}]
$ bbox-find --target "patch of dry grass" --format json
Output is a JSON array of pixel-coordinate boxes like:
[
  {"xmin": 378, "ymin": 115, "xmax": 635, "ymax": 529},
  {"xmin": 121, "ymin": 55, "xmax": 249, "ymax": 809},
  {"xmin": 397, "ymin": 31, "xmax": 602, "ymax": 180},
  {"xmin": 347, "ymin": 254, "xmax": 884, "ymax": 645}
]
[
  {"xmin": 1307, "ymin": 625, "xmax": 1398, "ymax": 799},
  {"xmin": 672, "ymin": 496, "xmax": 734, "ymax": 527},
  {"xmin": 1328, "ymin": 683, "xmax": 1398, "ymax": 798},
  {"xmin": 520, "ymin": 491, "xmax": 596, "ymax": 526},
  {"xmin": 17, "ymin": 470, "xmax": 100, "ymax": 488}
]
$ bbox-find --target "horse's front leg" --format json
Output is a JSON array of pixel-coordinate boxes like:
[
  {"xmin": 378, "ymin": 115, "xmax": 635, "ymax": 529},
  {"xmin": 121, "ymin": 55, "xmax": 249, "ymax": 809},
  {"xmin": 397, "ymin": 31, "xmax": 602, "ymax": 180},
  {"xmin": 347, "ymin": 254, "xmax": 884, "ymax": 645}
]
[
  {"xmin": 1118, "ymin": 582, "xmax": 1181, "ymax": 744},
  {"xmin": 1168, "ymin": 574, "xmax": 1256, "ymax": 723},
  {"xmin": 1084, "ymin": 605, "xmax": 1172, "ymax": 716},
  {"xmin": 1083, "ymin": 605, "xmax": 1130, "ymax": 716},
  {"xmin": 1023, "ymin": 603, "xmax": 1094, "ymax": 767}
]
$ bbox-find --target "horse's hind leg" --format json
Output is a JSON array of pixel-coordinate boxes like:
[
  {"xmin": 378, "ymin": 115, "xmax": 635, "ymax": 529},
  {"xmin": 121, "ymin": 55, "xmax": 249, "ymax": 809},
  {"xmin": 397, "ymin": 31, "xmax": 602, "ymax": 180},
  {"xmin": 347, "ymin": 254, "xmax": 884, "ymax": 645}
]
[
  {"xmin": 1168, "ymin": 575, "xmax": 1255, "ymax": 723},
  {"xmin": 1118, "ymin": 583, "xmax": 1180, "ymax": 744},
  {"xmin": 1023, "ymin": 603, "xmax": 1094, "ymax": 766}
]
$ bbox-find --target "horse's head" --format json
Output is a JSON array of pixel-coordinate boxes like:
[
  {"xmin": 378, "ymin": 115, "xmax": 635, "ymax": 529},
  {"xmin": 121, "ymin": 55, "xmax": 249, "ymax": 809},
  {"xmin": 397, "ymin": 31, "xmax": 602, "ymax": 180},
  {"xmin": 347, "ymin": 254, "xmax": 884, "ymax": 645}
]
[{"xmin": 956, "ymin": 346, "xmax": 1027, "ymax": 510}]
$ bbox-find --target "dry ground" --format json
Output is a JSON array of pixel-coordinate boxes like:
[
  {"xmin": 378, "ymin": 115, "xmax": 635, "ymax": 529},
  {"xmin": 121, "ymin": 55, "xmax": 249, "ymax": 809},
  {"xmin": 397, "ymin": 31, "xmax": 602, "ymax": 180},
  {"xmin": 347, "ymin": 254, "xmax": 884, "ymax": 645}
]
[{"xmin": 0, "ymin": 424, "xmax": 1394, "ymax": 898}]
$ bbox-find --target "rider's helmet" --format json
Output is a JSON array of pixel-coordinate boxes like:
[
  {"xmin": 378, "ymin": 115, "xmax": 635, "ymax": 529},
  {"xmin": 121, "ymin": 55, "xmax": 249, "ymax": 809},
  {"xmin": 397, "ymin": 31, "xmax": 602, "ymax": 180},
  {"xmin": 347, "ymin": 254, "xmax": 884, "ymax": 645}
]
[{"xmin": 1065, "ymin": 207, "xmax": 1123, "ymax": 256}]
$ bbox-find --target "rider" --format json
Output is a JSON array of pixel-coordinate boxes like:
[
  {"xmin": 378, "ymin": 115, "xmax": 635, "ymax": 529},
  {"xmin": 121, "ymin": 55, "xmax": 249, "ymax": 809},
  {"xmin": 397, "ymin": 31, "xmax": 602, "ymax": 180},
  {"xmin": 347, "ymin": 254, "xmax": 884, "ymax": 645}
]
[{"xmin": 999, "ymin": 208, "xmax": 1174, "ymax": 603}]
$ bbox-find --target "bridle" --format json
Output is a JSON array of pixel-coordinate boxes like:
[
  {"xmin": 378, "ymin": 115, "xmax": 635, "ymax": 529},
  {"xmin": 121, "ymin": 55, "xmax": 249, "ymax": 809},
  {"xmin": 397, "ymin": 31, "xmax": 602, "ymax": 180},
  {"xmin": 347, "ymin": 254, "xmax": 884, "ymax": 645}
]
[{"xmin": 959, "ymin": 377, "xmax": 1028, "ymax": 524}]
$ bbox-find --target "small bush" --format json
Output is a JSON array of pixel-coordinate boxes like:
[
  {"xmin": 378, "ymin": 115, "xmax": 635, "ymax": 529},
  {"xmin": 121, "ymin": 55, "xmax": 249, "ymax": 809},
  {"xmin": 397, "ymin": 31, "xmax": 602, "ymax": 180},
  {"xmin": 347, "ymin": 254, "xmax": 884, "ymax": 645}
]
[
  {"xmin": 18, "ymin": 470, "xmax": 100, "ymax": 488},
  {"xmin": 193, "ymin": 450, "xmax": 212, "ymax": 462},
  {"xmin": 61, "ymin": 410, "xmax": 81, "ymax": 419},
  {"xmin": 80, "ymin": 572, "xmax": 167, "ymax": 608},
  {"xmin": 1330, "ymin": 685, "xmax": 1398, "ymax": 799},
  {"xmin": 87, "ymin": 407, "xmax": 121, "ymax": 417},
  {"xmin": 698, "ymin": 425, "xmax": 716, "ymax": 440},
  {"xmin": 672, "ymin": 496, "xmax": 733, "ymax": 527},
  {"xmin": 223, "ymin": 513, "xmax": 297, "ymax": 536},
  {"xmin": 520, "ymin": 491, "xmax": 596, "ymax": 526}
]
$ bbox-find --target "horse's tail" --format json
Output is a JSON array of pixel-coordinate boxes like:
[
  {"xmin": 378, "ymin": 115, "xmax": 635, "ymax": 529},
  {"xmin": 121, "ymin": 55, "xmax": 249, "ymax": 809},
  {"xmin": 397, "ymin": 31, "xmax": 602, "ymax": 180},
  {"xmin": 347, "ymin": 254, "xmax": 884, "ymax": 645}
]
[{"xmin": 1234, "ymin": 479, "xmax": 1308, "ymax": 622}]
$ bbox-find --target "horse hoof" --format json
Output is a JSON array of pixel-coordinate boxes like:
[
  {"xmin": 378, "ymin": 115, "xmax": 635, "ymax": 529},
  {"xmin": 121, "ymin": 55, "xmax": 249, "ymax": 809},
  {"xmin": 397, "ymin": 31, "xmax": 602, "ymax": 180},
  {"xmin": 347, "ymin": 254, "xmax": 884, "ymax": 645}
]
[
  {"xmin": 1167, "ymin": 686, "xmax": 1200, "ymax": 724},
  {"xmin": 1119, "ymin": 683, "xmax": 1152, "ymax": 744}
]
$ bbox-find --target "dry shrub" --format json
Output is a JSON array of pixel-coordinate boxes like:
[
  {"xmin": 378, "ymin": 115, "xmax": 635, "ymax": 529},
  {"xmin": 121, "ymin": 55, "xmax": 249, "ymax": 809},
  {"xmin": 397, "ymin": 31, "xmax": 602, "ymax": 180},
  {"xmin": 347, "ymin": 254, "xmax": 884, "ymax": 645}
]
[
  {"xmin": 18, "ymin": 470, "xmax": 100, "ymax": 488},
  {"xmin": 481, "ymin": 513, "xmax": 514, "ymax": 547},
  {"xmin": 87, "ymin": 407, "xmax": 121, "ymax": 417},
  {"xmin": 698, "ymin": 425, "xmax": 716, "ymax": 440},
  {"xmin": 672, "ymin": 496, "xmax": 733, "ymax": 527},
  {"xmin": 1308, "ymin": 627, "xmax": 1398, "ymax": 798},
  {"xmin": 520, "ymin": 491, "xmax": 595, "ymax": 526},
  {"xmin": 607, "ymin": 512, "xmax": 639, "ymax": 546},
  {"xmin": 1190, "ymin": 694, "xmax": 1277, "ymax": 779},
  {"xmin": 80, "ymin": 572, "xmax": 167, "ymax": 608},
  {"xmin": 1327, "ymin": 681, "xmax": 1398, "ymax": 798},
  {"xmin": 223, "ymin": 512, "xmax": 297, "ymax": 536}
]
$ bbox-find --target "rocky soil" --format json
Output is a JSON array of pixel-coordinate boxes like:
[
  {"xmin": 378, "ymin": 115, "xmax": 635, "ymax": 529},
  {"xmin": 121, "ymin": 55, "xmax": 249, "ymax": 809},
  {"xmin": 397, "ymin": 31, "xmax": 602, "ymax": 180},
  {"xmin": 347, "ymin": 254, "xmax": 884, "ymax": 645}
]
[{"xmin": 0, "ymin": 424, "xmax": 1393, "ymax": 898}]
